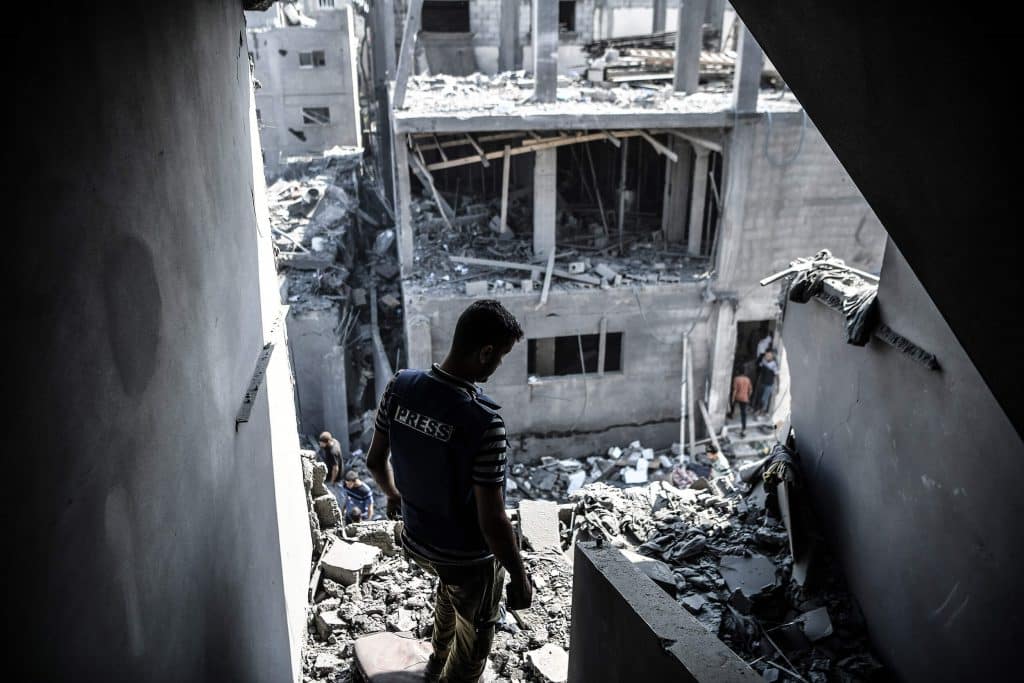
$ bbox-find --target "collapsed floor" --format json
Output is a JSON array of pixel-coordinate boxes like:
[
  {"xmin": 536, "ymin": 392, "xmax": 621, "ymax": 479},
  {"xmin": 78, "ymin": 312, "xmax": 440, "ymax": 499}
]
[{"xmin": 296, "ymin": 423, "xmax": 889, "ymax": 683}]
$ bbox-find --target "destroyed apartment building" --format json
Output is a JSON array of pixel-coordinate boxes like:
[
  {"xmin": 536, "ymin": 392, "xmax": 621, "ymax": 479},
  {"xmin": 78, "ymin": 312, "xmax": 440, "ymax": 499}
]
[
  {"xmin": 15, "ymin": 2, "xmax": 1022, "ymax": 683},
  {"xmin": 390, "ymin": 0, "xmax": 887, "ymax": 459}
]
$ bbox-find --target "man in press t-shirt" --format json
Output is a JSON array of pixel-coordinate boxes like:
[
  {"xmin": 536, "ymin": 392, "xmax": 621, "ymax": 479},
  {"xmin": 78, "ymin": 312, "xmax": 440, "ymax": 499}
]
[{"xmin": 367, "ymin": 300, "xmax": 532, "ymax": 682}]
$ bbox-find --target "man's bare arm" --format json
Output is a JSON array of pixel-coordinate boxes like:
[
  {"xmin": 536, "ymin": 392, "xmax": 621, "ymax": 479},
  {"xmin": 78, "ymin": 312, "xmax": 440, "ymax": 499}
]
[
  {"xmin": 475, "ymin": 484, "xmax": 532, "ymax": 609},
  {"xmin": 366, "ymin": 429, "xmax": 401, "ymax": 516}
]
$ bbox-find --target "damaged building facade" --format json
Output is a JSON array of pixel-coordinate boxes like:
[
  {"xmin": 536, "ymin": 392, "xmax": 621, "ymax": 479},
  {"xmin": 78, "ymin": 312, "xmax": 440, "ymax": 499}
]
[
  {"xmin": 246, "ymin": 0, "xmax": 363, "ymax": 173},
  {"xmin": 391, "ymin": 0, "xmax": 888, "ymax": 458}
]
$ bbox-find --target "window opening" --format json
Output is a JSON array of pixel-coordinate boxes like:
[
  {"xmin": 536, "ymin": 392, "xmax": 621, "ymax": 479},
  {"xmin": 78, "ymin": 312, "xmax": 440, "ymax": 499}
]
[{"xmin": 528, "ymin": 333, "xmax": 623, "ymax": 377}]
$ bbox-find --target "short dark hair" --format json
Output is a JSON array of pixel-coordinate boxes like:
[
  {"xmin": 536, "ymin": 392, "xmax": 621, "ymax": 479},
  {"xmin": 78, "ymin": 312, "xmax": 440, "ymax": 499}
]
[
  {"xmin": 451, "ymin": 300, "xmax": 523, "ymax": 356},
  {"xmin": 318, "ymin": 431, "xmax": 332, "ymax": 444},
  {"xmin": 344, "ymin": 470, "xmax": 358, "ymax": 482}
]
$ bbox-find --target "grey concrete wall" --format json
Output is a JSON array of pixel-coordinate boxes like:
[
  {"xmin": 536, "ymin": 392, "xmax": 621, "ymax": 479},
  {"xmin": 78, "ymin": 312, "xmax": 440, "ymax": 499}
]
[
  {"xmin": 568, "ymin": 543, "xmax": 759, "ymax": 682},
  {"xmin": 404, "ymin": 284, "xmax": 713, "ymax": 458},
  {"xmin": 247, "ymin": 5, "xmax": 362, "ymax": 171},
  {"xmin": 287, "ymin": 305, "xmax": 341, "ymax": 439},
  {"xmin": 784, "ymin": 239, "xmax": 1024, "ymax": 682},
  {"xmin": 11, "ymin": 3, "xmax": 310, "ymax": 679}
]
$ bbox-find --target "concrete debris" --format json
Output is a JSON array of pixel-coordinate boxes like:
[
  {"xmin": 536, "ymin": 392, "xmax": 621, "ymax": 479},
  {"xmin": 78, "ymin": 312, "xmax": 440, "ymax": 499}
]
[
  {"xmin": 797, "ymin": 606, "xmax": 833, "ymax": 642},
  {"xmin": 313, "ymin": 492, "xmax": 342, "ymax": 529},
  {"xmin": 526, "ymin": 643, "xmax": 569, "ymax": 683},
  {"xmin": 519, "ymin": 500, "xmax": 562, "ymax": 552},
  {"xmin": 718, "ymin": 554, "xmax": 777, "ymax": 600},
  {"xmin": 320, "ymin": 541, "xmax": 382, "ymax": 586}
]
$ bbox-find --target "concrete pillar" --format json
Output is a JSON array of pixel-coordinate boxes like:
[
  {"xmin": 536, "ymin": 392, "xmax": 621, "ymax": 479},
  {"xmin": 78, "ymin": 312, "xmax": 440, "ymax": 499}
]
[
  {"xmin": 687, "ymin": 146, "xmax": 711, "ymax": 256},
  {"xmin": 662, "ymin": 138, "xmax": 693, "ymax": 243},
  {"xmin": 407, "ymin": 314, "xmax": 433, "ymax": 370},
  {"xmin": 706, "ymin": 0, "xmax": 726, "ymax": 50},
  {"xmin": 706, "ymin": 302, "xmax": 738, "ymax": 429},
  {"xmin": 533, "ymin": 148, "xmax": 557, "ymax": 256},
  {"xmin": 653, "ymin": 0, "xmax": 667, "ymax": 33},
  {"xmin": 732, "ymin": 21, "xmax": 764, "ymax": 113},
  {"xmin": 393, "ymin": 133, "xmax": 414, "ymax": 271},
  {"xmin": 532, "ymin": 0, "xmax": 559, "ymax": 102},
  {"xmin": 673, "ymin": 0, "xmax": 708, "ymax": 93},
  {"xmin": 715, "ymin": 120, "xmax": 756, "ymax": 284},
  {"xmin": 499, "ymin": 0, "xmax": 520, "ymax": 72},
  {"xmin": 338, "ymin": 6, "xmax": 363, "ymax": 148},
  {"xmin": 322, "ymin": 345, "xmax": 351, "ymax": 462}
]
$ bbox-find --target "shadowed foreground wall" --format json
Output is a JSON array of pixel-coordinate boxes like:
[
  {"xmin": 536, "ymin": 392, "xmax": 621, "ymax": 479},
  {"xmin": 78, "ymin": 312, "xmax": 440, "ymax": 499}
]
[
  {"xmin": 785, "ymin": 240, "xmax": 1024, "ymax": 682},
  {"xmin": 9, "ymin": 2, "xmax": 310, "ymax": 680}
]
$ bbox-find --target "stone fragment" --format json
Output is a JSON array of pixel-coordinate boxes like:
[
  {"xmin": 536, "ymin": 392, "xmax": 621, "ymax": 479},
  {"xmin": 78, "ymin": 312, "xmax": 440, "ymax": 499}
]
[
  {"xmin": 315, "ymin": 609, "xmax": 345, "ymax": 640},
  {"xmin": 527, "ymin": 643, "xmax": 569, "ymax": 683},
  {"xmin": 311, "ymin": 461, "xmax": 328, "ymax": 497},
  {"xmin": 797, "ymin": 606, "xmax": 833, "ymax": 641},
  {"xmin": 718, "ymin": 554, "xmax": 777, "ymax": 599},
  {"xmin": 321, "ymin": 541, "xmax": 382, "ymax": 586},
  {"xmin": 314, "ymin": 493, "xmax": 341, "ymax": 528},
  {"xmin": 464, "ymin": 280, "xmax": 489, "ymax": 296},
  {"xmin": 520, "ymin": 499, "xmax": 561, "ymax": 551},
  {"xmin": 620, "ymin": 549, "xmax": 676, "ymax": 593},
  {"xmin": 681, "ymin": 594, "xmax": 707, "ymax": 613},
  {"xmin": 313, "ymin": 652, "xmax": 342, "ymax": 675}
]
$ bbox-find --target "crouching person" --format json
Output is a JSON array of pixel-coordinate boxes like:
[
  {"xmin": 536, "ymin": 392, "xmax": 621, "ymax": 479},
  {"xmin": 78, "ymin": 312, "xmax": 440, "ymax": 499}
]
[
  {"xmin": 366, "ymin": 300, "xmax": 533, "ymax": 682},
  {"xmin": 342, "ymin": 470, "xmax": 374, "ymax": 523}
]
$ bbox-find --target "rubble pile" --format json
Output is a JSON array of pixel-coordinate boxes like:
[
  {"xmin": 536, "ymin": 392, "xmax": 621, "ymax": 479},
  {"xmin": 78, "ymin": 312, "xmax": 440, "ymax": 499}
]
[
  {"xmin": 301, "ymin": 521, "xmax": 574, "ymax": 683},
  {"xmin": 562, "ymin": 459, "xmax": 886, "ymax": 682},
  {"xmin": 407, "ymin": 197, "xmax": 711, "ymax": 297}
]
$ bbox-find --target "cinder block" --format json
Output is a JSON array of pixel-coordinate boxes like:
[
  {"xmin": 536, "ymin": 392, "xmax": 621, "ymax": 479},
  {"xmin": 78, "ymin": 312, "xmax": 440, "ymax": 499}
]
[{"xmin": 321, "ymin": 541, "xmax": 382, "ymax": 586}]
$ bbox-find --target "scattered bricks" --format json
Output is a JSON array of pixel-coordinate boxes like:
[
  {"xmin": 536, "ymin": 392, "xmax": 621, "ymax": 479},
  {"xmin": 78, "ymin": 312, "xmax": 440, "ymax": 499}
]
[
  {"xmin": 321, "ymin": 541, "xmax": 382, "ymax": 586},
  {"xmin": 464, "ymin": 280, "xmax": 489, "ymax": 296},
  {"xmin": 380, "ymin": 294, "xmax": 401, "ymax": 309},
  {"xmin": 311, "ymin": 461, "xmax": 328, "ymax": 497},
  {"xmin": 527, "ymin": 643, "xmax": 569, "ymax": 683},
  {"xmin": 315, "ymin": 609, "xmax": 345, "ymax": 640},
  {"xmin": 314, "ymin": 493, "xmax": 342, "ymax": 529},
  {"xmin": 568, "ymin": 261, "xmax": 587, "ymax": 274}
]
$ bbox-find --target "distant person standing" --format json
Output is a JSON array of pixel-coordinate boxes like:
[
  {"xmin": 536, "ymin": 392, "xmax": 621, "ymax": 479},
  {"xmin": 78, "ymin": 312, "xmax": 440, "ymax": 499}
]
[
  {"xmin": 731, "ymin": 371, "xmax": 753, "ymax": 436},
  {"xmin": 756, "ymin": 332, "xmax": 774, "ymax": 361},
  {"xmin": 755, "ymin": 350, "xmax": 779, "ymax": 416},
  {"xmin": 317, "ymin": 431, "xmax": 344, "ymax": 498},
  {"xmin": 342, "ymin": 470, "xmax": 374, "ymax": 523}
]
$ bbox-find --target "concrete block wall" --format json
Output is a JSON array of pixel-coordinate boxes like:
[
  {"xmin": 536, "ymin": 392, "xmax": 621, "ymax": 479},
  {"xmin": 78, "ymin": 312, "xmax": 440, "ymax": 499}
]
[
  {"xmin": 11, "ymin": 2, "xmax": 310, "ymax": 680},
  {"xmin": 404, "ymin": 284, "xmax": 714, "ymax": 458},
  {"xmin": 729, "ymin": 115, "xmax": 887, "ymax": 289}
]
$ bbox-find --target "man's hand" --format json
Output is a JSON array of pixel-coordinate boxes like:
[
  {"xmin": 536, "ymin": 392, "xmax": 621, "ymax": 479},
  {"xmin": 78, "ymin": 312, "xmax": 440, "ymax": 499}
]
[
  {"xmin": 506, "ymin": 571, "xmax": 533, "ymax": 611},
  {"xmin": 386, "ymin": 495, "xmax": 402, "ymax": 520}
]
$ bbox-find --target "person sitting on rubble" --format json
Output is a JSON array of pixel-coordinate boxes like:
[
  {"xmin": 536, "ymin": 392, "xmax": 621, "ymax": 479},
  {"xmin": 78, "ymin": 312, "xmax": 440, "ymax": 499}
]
[
  {"xmin": 342, "ymin": 470, "xmax": 374, "ymax": 523},
  {"xmin": 366, "ymin": 299, "xmax": 533, "ymax": 683}
]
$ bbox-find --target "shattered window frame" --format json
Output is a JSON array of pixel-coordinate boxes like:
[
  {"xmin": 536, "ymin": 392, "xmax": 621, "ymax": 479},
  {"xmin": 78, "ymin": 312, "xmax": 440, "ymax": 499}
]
[
  {"xmin": 301, "ymin": 107, "xmax": 331, "ymax": 125},
  {"xmin": 527, "ymin": 333, "xmax": 624, "ymax": 378}
]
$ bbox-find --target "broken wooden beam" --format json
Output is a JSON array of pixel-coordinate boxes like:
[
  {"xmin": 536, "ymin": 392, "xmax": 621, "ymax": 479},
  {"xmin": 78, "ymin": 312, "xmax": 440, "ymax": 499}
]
[{"xmin": 449, "ymin": 255, "xmax": 601, "ymax": 285}]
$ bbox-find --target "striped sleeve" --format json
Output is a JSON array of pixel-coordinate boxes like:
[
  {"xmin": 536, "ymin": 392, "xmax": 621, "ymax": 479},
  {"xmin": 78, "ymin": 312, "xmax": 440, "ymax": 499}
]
[
  {"xmin": 473, "ymin": 414, "xmax": 508, "ymax": 486},
  {"xmin": 373, "ymin": 375, "xmax": 398, "ymax": 433}
]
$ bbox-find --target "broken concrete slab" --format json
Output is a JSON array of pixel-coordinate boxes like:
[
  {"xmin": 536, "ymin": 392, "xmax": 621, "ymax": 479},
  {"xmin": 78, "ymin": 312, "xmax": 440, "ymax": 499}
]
[
  {"xmin": 527, "ymin": 643, "xmax": 569, "ymax": 683},
  {"xmin": 718, "ymin": 554, "xmax": 777, "ymax": 599},
  {"xmin": 313, "ymin": 651, "xmax": 343, "ymax": 676},
  {"xmin": 519, "ymin": 499, "xmax": 562, "ymax": 552},
  {"xmin": 797, "ymin": 606, "xmax": 833, "ymax": 641},
  {"xmin": 386, "ymin": 607, "xmax": 417, "ymax": 633},
  {"xmin": 321, "ymin": 541, "xmax": 382, "ymax": 586},
  {"xmin": 345, "ymin": 520, "xmax": 400, "ymax": 556},
  {"xmin": 315, "ymin": 608, "xmax": 345, "ymax": 640},
  {"xmin": 680, "ymin": 594, "xmax": 707, "ymax": 613},
  {"xmin": 311, "ymin": 460, "xmax": 329, "ymax": 497},
  {"xmin": 619, "ymin": 549, "xmax": 676, "ymax": 593}
]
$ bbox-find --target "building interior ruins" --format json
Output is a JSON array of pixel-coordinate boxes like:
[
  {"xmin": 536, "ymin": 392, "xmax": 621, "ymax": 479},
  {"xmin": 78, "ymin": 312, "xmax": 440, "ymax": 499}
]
[{"xmin": 10, "ymin": 1, "xmax": 1022, "ymax": 682}]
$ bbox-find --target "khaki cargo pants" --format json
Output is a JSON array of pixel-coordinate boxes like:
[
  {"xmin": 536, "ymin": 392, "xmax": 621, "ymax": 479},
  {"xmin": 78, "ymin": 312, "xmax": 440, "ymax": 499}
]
[{"xmin": 405, "ymin": 547, "xmax": 505, "ymax": 683}]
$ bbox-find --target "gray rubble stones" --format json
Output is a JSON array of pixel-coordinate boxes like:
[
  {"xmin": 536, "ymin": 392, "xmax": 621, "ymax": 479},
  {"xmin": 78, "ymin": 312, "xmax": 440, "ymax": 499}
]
[
  {"xmin": 527, "ymin": 643, "xmax": 569, "ymax": 683},
  {"xmin": 314, "ymin": 609, "xmax": 345, "ymax": 641},
  {"xmin": 321, "ymin": 541, "xmax": 382, "ymax": 586},
  {"xmin": 797, "ymin": 606, "xmax": 833, "ymax": 641},
  {"xmin": 620, "ymin": 549, "xmax": 676, "ymax": 592},
  {"xmin": 718, "ymin": 554, "xmax": 777, "ymax": 599},
  {"xmin": 345, "ymin": 520, "xmax": 400, "ymax": 556},
  {"xmin": 681, "ymin": 594, "xmax": 707, "ymax": 613},
  {"xmin": 385, "ymin": 607, "xmax": 417, "ymax": 633},
  {"xmin": 311, "ymin": 461, "xmax": 329, "ymax": 497},
  {"xmin": 313, "ymin": 493, "xmax": 342, "ymax": 528},
  {"xmin": 313, "ymin": 651, "xmax": 342, "ymax": 675}
]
